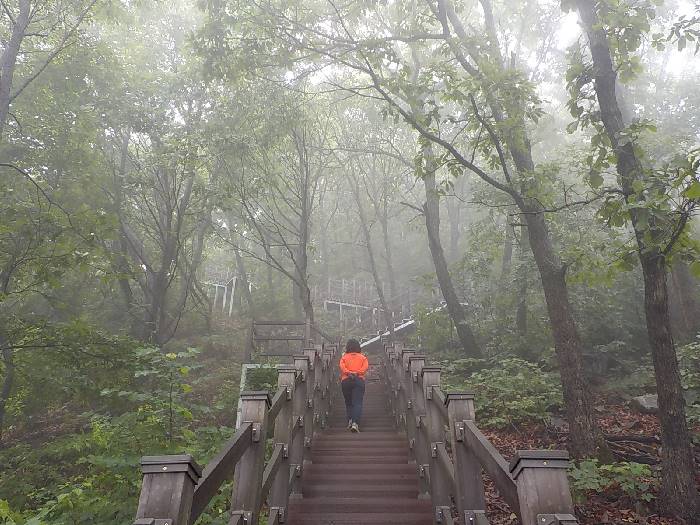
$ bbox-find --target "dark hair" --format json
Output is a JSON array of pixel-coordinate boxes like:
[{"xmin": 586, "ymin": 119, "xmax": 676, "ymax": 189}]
[{"xmin": 345, "ymin": 338, "xmax": 361, "ymax": 353}]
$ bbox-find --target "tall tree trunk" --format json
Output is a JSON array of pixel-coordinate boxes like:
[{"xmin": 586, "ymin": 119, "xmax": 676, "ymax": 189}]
[
  {"xmin": 431, "ymin": 0, "xmax": 606, "ymax": 459},
  {"xmin": 350, "ymin": 174, "xmax": 394, "ymax": 337},
  {"xmin": 0, "ymin": 341, "xmax": 14, "ymax": 442},
  {"xmin": 379, "ymin": 203, "xmax": 398, "ymax": 316},
  {"xmin": 424, "ymin": 161, "xmax": 481, "ymax": 357},
  {"xmin": 515, "ymin": 225, "xmax": 528, "ymax": 336},
  {"xmin": 501, "ymin": 223, "xmax": 513, "ymax": 280},
  {"xmin": 669, "ymin": 262, "xmax": 700, "ymax": 342},
  {"xmin": 0, "ymin": 0, "xmax": 30, "ymax": 138},
  {"xmin": 446, "ymin": 197, "xmax": 461, "ymax": 262},
  {"xmin": 525, "ymin": 208, "xmax": 603, "ymax": 458},
  {"xmin": 234, "ymin": 243, "xmax": 255, "ymax": 316},
  {"xmin": 575, "ymin": 2, "xmax": 699, "ymax": 517}
]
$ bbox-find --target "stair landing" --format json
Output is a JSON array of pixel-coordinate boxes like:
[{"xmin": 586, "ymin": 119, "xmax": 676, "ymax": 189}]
[{"xmin": 286, "ymin": 377, "xmax": 432, "ymax": 525}]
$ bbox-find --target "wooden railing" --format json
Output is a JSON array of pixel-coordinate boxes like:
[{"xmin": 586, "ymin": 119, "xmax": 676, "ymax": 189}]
[
  {"xmin": 132, "ymin": 342, "xmax": 340, "ymax": 525},
  {"xmin": 381, "ymin": 340, "xmax": 579, "ymax": 525}
]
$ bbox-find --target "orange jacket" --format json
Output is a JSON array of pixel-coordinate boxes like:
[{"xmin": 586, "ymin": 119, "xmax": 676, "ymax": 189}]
[{"xmin": 339, "ymin": 352, "xmax": 369, "ymax": 381}]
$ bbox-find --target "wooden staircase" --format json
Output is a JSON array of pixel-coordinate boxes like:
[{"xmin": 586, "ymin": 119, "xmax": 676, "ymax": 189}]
[
  {"xmin": 131, "ymin": 336, "xmax": 581, "ymax": 525},
  {"xmin": 287, "ymin": 375, "xmax": 432, "ymax": 524}
]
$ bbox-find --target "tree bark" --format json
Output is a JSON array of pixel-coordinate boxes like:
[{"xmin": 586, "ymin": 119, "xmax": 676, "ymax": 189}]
[
  {"xmin": 349, "ymin": 173, "xmax": 394, "ymax": 337},
  {"xmin": 524, "ymin": 208, "xmax": 603, "ymax": 458},
  {"xmin": 0, "ymin": 341, "xmax": 14, "ymax": 442},
  {"xmin": 669, "ymin": 262, "xmax": 700, "ymax": 342},
  {"xmin": 446, "ymin": 196, "xmax": 461, "ymax": 262},
  {"xmin": 423, "ymin": 159, "xmax": 482, "ymax": 357},
  {"xmin": 575, "ymin": 1, "xmax": 699, "ymax": 517},
  {"xmin": 501, "ymin": 223, "xmax": 513, "ymax": 280},
  {"xmin": 0, "ymin": 0, "xmax": 30, "ymax": 138},
  {"xmin": 515, "ymin": 225, "xmax": 528, "ymax": 336},
  {"xmin": 378, "ymin": 197, "xmax": 398, "ymax": 316},
  {"xmin": 234, "ymin": 243, "xmax": 255, "ymax": 316}
]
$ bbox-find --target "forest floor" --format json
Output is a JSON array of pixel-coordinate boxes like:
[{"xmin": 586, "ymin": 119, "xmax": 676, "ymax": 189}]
[{"xmin": 482, "ymin": 392, "xmax": 699, "ymax": 525}]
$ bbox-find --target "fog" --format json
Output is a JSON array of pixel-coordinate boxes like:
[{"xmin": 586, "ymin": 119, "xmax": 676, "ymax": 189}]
[{"xmin": 1, "ymin": 0, "xmax": 699, "ymax": 523}]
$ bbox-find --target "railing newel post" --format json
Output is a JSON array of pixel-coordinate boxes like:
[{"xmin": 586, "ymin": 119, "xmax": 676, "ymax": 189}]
[
  {"xmin": 446, "ymin": 393, "xmax": 485, "ymax": 516},
  {"xmin": 509, "ymin": 450, "xmax": 575, "ymax": 525},
  {"xmin": 302, "ymin": 348, "xmax": 317, "ymax": 460},
  {"xmin": 290, "ymin": 355, "xmax": 310, "ymax": 495},
  {"xmin": 133, "ymin": 454, "xmax": 201, "ymax": 525},
  {"xmin": 421, "ymin": 367, "xmax": 451, "ymax": 514},
  {"xmin": 268, "ymin": 366, "xmax": 297, "ymax": 517},
  {"xmin": 408, "ymin": 355, "xmax": 430, "ymax": 497},
  {"xmin": 230, "ymin": 391, "xmax": 271, "ymax": 525}
]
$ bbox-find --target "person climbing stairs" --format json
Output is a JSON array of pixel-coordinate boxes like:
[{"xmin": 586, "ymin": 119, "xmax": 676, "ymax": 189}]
[{"xmin": 286, "ymin": 367, "xmax": 433, "ymax": 525}]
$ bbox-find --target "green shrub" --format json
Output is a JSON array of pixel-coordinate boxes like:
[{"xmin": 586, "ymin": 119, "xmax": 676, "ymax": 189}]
[
  {"xmin": 443, "ymin": 358, "xmax": 562, "ymax": 428},
  {"xmin": 412, "ymin": 306, "xmax": 455, "ymax": 356},
  {"xmin": 569, "ymin": 459, "xmax": 655, "ymax": 504},
  {"xmin": 678, "ymin": 339, "xmax": 700, "ymax": 424},
  {"xmin": 244, "ymin": 366, "xmax": 279, "ymax": 392}
]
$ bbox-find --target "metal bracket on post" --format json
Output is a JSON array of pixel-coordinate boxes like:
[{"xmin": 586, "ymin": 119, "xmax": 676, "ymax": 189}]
[
  {"xmin": 307, "ymin": 398, "xmax": 313, "ymax": 409},
  {"xmin": 455, "ymin": 422, "xmax": 465, "ymax": 442},
  {"xmin": 230, "ymin": 511, "xmax": 253, "ymax": 524},
  {"xmin": 304, "ymin": 437, "xmax": 312, "ymax": 448},
  {"xmin": 464, "ymin": 511, "xmax": 489, "ymax": 525},
  {"xmin": 409, "ymin": 438, "xmax": 415, "ymax": 450},
  {"xmin": 431, "ymin": 442, "xmax": 438, "ymax": 458},
  {"xmin": 407, "ymin": 399, "xmax": 412, "ymax": 409},
  {"xmin": 435, "ymin": 506, "xmax": 454, "ymax": 524},
  {"xmin": 269, "ymin": 507, "xmax": 286, "ymax": 524},
  {"xmin": 419, "ymin": 464, "xmax": 431, "ymax": 483},
  {"xmin": 537, "ymin": 515, "xmax": 578, "ymax": 525},
  {"xmin": 251, "ymin": 422, "xmax": 262, "ymax": 442}
]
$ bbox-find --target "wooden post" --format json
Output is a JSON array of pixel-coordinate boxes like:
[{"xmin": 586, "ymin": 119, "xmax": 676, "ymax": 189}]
[
  {"xmin": 446, "ymin": 393, "xmax": 485, "ymax": 517},
  {"xmin": 399, "ymin": 349, "xmax": 416, "ymax": 453},
  {"xmin": 290, "ymin": 356, "xmax": 309, "ymax": 495},
  {"xmin": 509, "ymin": 450, "xmax": 574, "ymax": 525},
  {"xmin": 269, "ymin": 366, "xmax": 296, "ymax": 517},
  {"xmin": 134, "ymin": 455, "xmax": 201, "ymax": 525},
  {"xmin": 422, "ymin": 367, "xmax": 451, "ymax": 513},
  {"xmin": 231, "ymin": 392, "xmax": 271, "ymax": 525},
  {"xmin": 409, "ymin": 356, "xmax": 429, "ymax": 498},
  {"xmin": 322, "ymin": 350, "xmax": 334, "ymax": 427},
  {"xmin": 302, "ymin": 348, "xmax": 317, "ymax": 461}
]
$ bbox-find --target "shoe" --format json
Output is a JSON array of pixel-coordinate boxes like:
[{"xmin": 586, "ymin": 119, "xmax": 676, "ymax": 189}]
[
  {"xmin": 347, "ymin": 419, "xmax": 353, "ymax": 430},
  {"xmin": 350, "ymin": 422, "xmax": 360, "ymax": 433}
]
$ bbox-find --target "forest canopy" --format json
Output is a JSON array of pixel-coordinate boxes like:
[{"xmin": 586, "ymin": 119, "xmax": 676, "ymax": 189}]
[{"xmin": 0, "ymin": 0, "xmax": 699, "ymax": 523}]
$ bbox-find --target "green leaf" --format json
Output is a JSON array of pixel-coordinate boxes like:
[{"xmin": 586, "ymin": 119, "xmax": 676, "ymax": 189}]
[
  {"xmin": 684, "ymin": 181, "xmax": 700, "ymax": 199},
  {"xmin": 690, "ymin": 261, "xmax": 700, "ymax": 279},
  {"xmin": 589, "ymin": 172, "xmax": 604, "ymax": 188}
]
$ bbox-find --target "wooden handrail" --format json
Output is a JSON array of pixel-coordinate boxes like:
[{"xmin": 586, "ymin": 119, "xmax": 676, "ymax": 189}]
[
  {"xmin": 190, "ymin": 422, "xmax": 253, "ymax": 523},
  {"xmin": 133, "ymin": 342, "xmax": 340, "ymax": 525},
  {"xmin": 381, "ymin": 341, "xmax": 578, "ymax": 525},
  {"xmin": 268, "ymin": 385, "xmax": 289, "ymax": 421},
  {"xmin": 460, "ymin": 420, "xmax": 518, "ymax": 512},
  {"xmin": 432, "ymin": 387, "xmax": 448, "ymax": 422},
  {"xmin": 435, "ymin": 441, "xmax": 455, "ymax": 486},
  {"xmin": 260, "ymin": 442, "xmax": 285, "ymax": 502}
]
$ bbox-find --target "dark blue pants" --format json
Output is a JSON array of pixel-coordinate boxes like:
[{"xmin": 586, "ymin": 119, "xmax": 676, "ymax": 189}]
[{"xmin": 341, "ymin": 377, "xmax": 365, "ymax": 423}]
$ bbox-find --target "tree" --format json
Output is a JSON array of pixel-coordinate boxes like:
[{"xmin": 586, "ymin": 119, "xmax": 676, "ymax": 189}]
[
  {"xmin": 568, "ymin": 0, "xmax": 700, "ymax": 517},
  {"xmin": 0, "ymin": 0, "xmax": 99, "ymax": 138}
]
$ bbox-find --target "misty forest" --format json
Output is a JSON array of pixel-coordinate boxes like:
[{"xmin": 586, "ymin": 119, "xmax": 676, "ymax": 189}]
[{"xmin": 1, "ymin": 0, "xmax": 700, "ymax": 523}]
